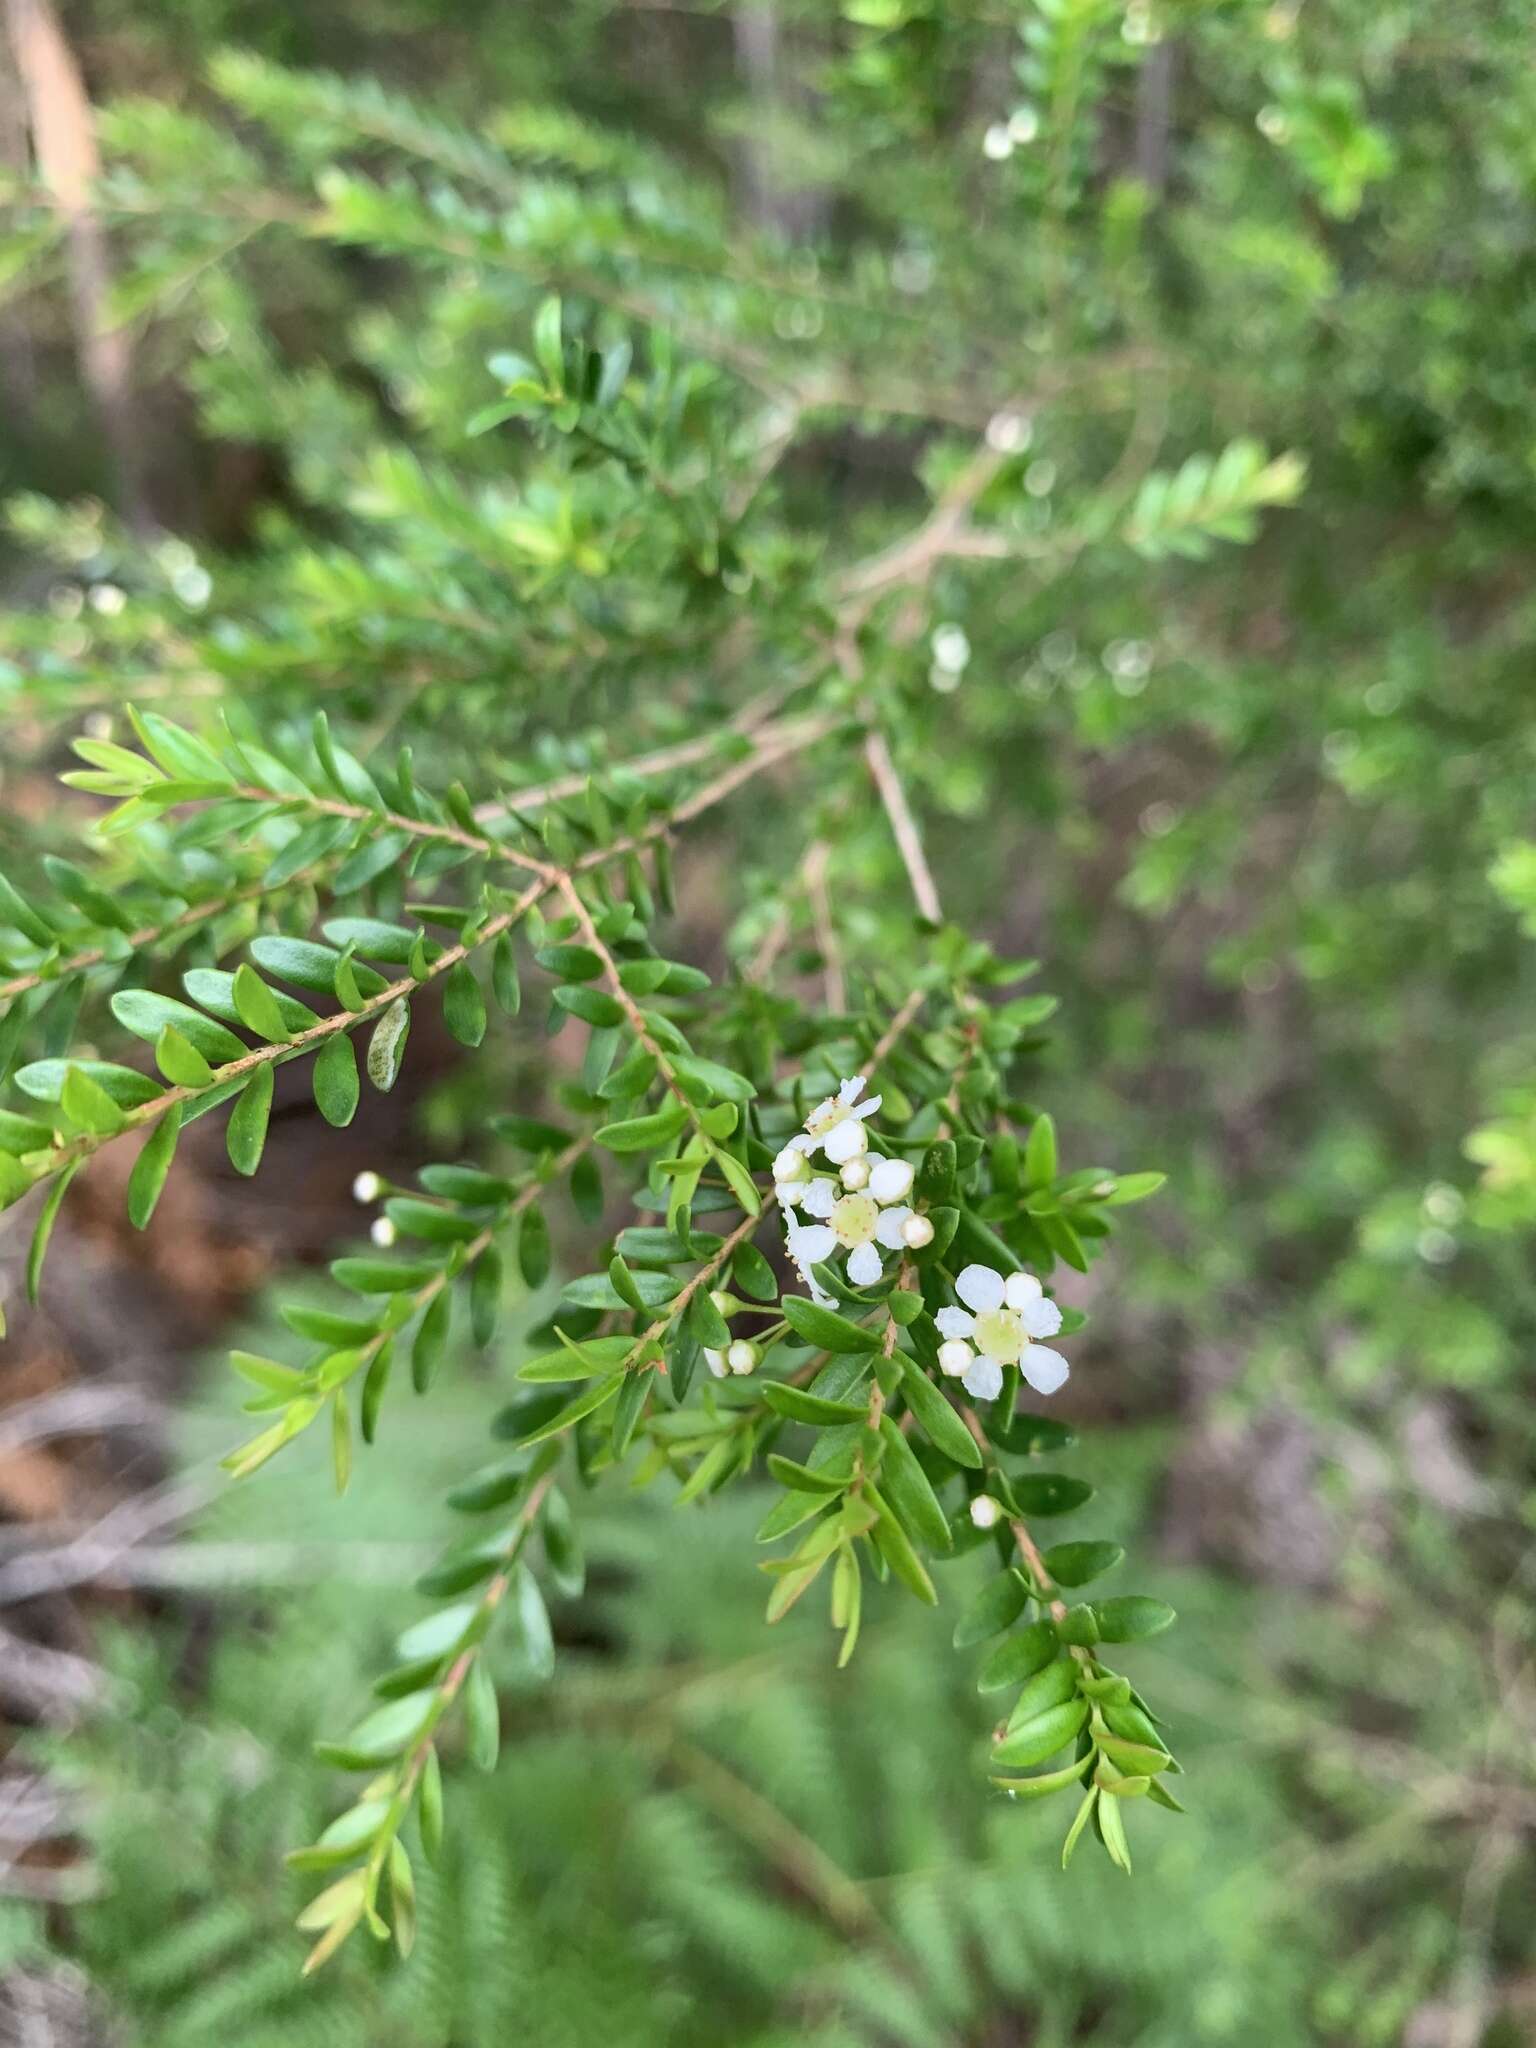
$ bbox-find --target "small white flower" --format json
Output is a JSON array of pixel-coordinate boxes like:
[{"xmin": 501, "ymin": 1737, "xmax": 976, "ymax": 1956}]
[
  {"xmin": 821, "ymin": 1190, "xmax": 912, "ymax": 1289},
  {"xmin": 970, "ymin": 1494, "xmax": 1003, "ymax": 1530},
  {"xmin": 353, "ymin": 1171, "xmax": 382, "ymax": 1204},
  {"xmin": 839, "ymin": 1156, "xmax": 871, "ymax": 1191},
  {"xmin": 867, "ymin": 1156, "xmax": 915, "ymax": 1204},
  {"xmin": 773, "ymin": 1145, "xmax": 811, "ymax": 1185},
  {"xmin": 726, "ymin": 1339, "xmax": 759, "ymax": 1376},
  {"xmin": 802, "ymin": 1075, "xmax": 882, "ymax": 1152},
  {"xmin": 1007, "ymin": 106, "xmax": 1040, "ymax": 145},
  {"xmin": 983, "ymin": 122, "xmax": 1014, "ymax": 161},
  {"xmin": 704, "ymin": 1347, "xmax": 729, "ymax": 1379},
  {"xmin": 935, "ymin": 1263, "xmax": 1068, "ymax": 1400},
  {"xmin": 370, "ymin": 1215, "xmax": 397, "ymax": 1248},
  {"xmin": 902, "ymin": 1213, "xmax": 935, "ymax": 1249}
]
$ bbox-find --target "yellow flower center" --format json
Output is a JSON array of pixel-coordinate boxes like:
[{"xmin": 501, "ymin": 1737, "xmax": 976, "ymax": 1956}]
[
  {"xmin": 805, "ymin": 1097, "xmax": 843, "ymax": 1137},
  {"xmin": 831, "ymin": 1193, "xmax": 878, "ymax": 1247},
  {"xmin": 973, "ymin": 1307, "xmax": 1025, "ymax": 1365}
]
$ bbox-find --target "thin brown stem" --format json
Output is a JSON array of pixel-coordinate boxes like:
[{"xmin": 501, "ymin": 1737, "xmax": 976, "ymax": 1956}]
[{"xmin": 863, "ymin": 729, "xmax": 942, "ymax": 924}]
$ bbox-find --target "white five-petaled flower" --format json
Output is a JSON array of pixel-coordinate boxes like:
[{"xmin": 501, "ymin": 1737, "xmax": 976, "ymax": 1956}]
[
  {"xmin": 934, "ymin": 1264, "xmax": 1067, "ymax": 1404},
  {"xmin": 801, "ymin": 1075, "xmax": 882, "ymax": 1166}
]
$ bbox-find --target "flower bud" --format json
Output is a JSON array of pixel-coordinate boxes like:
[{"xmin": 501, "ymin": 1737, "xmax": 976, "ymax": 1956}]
[
  {"xmin": 772, "ymin": 1145, "xmax": 811, "ymax": 1184},
  {"xmin": 902, "ymin": 1213, "xmax": 935, "ymax": 1249},
  {"xmin": 726, "ymin": 1339, "xmax": 759, "ymax": 1376},
  {"xmin": 938, "ymin": 1339, "xmax": 972, "ymax": 1379},
  {"xmin": 352, "ymin": 1171, "xmax": 382, "ymax": 1204},
  {"xmin": 839, "ymin": 1156, "xmax": 871, "ymax": 1190},
  {"xmin": 969, "ymin": 1494, "xmax": 1003, "ymax": 1530},
  {"xmin": 370, "ymin": 1215, "xmax": 397, "ymax": 1248}
]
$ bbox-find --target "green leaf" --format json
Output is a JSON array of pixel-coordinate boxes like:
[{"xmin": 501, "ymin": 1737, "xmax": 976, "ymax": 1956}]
[
  {"xmin": 464, "ymin": 1659, "xmax": 501, "ymax": 1771},
  {"xmin": 61, "ymin": 1064, "xmax": 127, "ymax": 1134},
  {"xmin": 518, "ymin": 1206, "xmax": 551, "ymax": 1288},
  {"xmin": 877, "ymin": 1415, "xmax": 952, "ymax": 1551},
  {"xmin": 1042, "ymin": 1540, "xmax": 1125, "ymax": 1588},
  {"xmin": 419, "ymin": 1749, "xmax": 444, "ymax": 1867},
  {"xmin": 250, "ymin": 936, "xmax": 387, "ymax": 999},
  {"xmin": 953, "ymin": 1568, "xmax": 1030, "ymax": 1649},
  {"xmin": 226, "ymin": 1064, "xmax": 274, "ymax": 1176},
  {"xmin": 233, "ymin": 963, "xmax": 294, "ymax": 1043},
  {"xmin": 866, "ymin": 1483, "xmax": 937, "ymax": 1604},
  {"xmin": 471, "ymin": 1246, "xmax": 502, "ymax": 1347},
  {"xmin": 492, "ymin": 932, "xmax": 521, "ymax": 1015},
  {"xmin": 26, "ymin": 1161, "xmax": 79, "ymax": 1303},
  {"xmin": 111, "ymin": 989, "xmax": 245, "ymax": 1064},
  {"xmin": 553, "ymin": 984, "xmax": 624, "ymax": 1028},
  {"xmin": 899, "ymin": 1359, "xmax": 982, "ymax": 1467},
  {"xmin": 761, "ymin": 1382, "xmax": 867, "ymax": 1425},
  {"xmin": 492, "ymin": 1114, "xmax": 569, "ymax": 1154},
  {"xmin": 443, "ymin": 960, "xmax": 487, "ymax": 1046},
  {"xmin": 1024, "ymin": 1113, "xmax": 1057, "ymax": 1188},
  {"xmin": 412, "ymin": 1288, "xmax": 450, "ymax": 1393},
  {"xmin": 977, "ymin": 1619, "xmax": 1060, "ymax": 1694},
  {"xmin": 991, "ymin": 1698, "xmax": 1089, "ymax": 1770},
  {"xmin": 16, "ymin": 1059, "xmax": 161, "ymax": 1109},
  {"xmin": 127, "ymin": 1104, "xmax": 181, "ymax": 1229},
  {"xmin": 1092, "ymin": 1596, "xmax": 1176, "ymax": 1642},
  {"xmin": 1009, "ymin": 1473, "xmax": 1093, "ymax": 1516},
  {"xmin": 594, "ymin": 1102, "xmax": 688, "ymax": 1153},
  {"xmin": 155, "ymin": 1025, "xmax": 213, "ymax": 1088},
  {"xmin": 535, "ymin": 943, "xmax": 603, "ymax": 981},
  {"xmin": 313, "ymin": 1032, "xmax": 360, "ymax": 1127},
  {"xmin": 782, "ymin": 1297, "xmax": 880, "ymax": 1353}
]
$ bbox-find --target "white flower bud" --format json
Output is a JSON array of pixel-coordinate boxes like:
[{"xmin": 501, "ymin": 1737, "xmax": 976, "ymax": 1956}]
[
  {"xmin": 370, "ymin": 1215, "xmax": 397, "ymax": 1248},
  {"xmin": 353, "ymin": 1171, "xmax": 382, "ymax": 1204},
  {"xmin": 726, "ymin": 1339, "xmax": 759, "ymax": 1376},
  {"xmin": 709, "ymin": 1289, "xmax": 734, "ymax": 1318},
  {"xmin": 902, "ymin": 1213, "xmax": 935, "ymax": 1249},
  {"xmin": 773, "ymin": 1145, "xmax": 811, "ymax": 1184},
  {"xmin": 704, "ymin": 1348, "xmax": 728, "ymax": 1379},
  {"xmin": 982, "ymin": 123, "xmax": 1013, "ymax": 161},
  {"xmin": 938, "ymin": 1339, "xmax": 972, "ymax": 1378},
  {"xmin": 969, "ymin": 1494, "xmax": 1003, "ymax": 1530},
  {"xmin": 839, "ymin": 1156, "xmax": 871, "ymax": 1190},
  {"xmin": 822, "ymin": 1117, "xmax": 869, "ymax": 1166}
]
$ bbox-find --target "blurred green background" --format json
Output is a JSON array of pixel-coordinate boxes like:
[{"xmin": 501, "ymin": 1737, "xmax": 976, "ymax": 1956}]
[{"xmin": 2, "ymin": 2, "xmax": 1535, "ymax": 2043}]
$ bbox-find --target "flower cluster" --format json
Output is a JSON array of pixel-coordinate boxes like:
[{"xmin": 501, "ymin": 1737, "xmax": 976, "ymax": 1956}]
[
  {"xmin": 935, "ymin": 1263, "xmax": 1067, "ymax": 1405},
  {"xmin": 774, "ymin": 1077, "xmax": 930, "ymax": 1301}
]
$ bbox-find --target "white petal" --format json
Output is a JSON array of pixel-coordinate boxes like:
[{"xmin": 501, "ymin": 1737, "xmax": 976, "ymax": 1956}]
[
  {"xmin": 1004, "ymin": 1272, "xmax": 1044, "ymax": 1310},
  {"xmin": 867, "ymin": 1156, "xmax": 915, "ymax": 1205},
  {"xmin": 800, "ymin": 1177, "xmax": 837, "ymax": 1219},
  {"xmin": 809, "ymin": 1277, "xmax": 836, "ymax": 1307},
  {"xmin": 963, "ymin": 1354, "xmax": 1004, "ymax": 1402},
  {"xmin": 775, "ymin": 1180, "xmax": 804, "ymax": 1209},
  {"xmin": 704, "ymin": 1349, "xmax": 727, "ymax": 1379},
  {"xmin": 837, "ymin": 1076, "xmax": 866, "ymax": 1106},
  {"xmin": 938, "ymin": 1339, "xmax": 973, "ymax": 1378},
  {"xmin": 934, "ymin": 1306, "xmax": 976, "ymax": 1340},
  {"xmin": 874, "ymin": 1205, "xmax": 911, "ymax": 1249},
  {"xmin": 851, "ymin": 1095, "xmax": 882, "ymax": 1121},
  {"xmin": 1021, "ymin": 1296, "xmax": 1063, "ymax": 1339},
  {"xmin": 787, "ymin": 1224, "xmax": 837, "ymax": 1265},
  {"xmin": 822, "ymin": 1118, "xmax": 869, "ymax": 1165},
  {"xmin": 846, "ymin": 1241, "xmax": 883, "ymax": 1287},
  {"xmin": 788, "ymin": 1132, "xmax": 818, "ymax": 1154},
  {"xmin": 955, "ymin": 1264, "xmax": 1005, "ymax": 1313},
  {"xmin": 1021, "ymin": 1344, "xmax": 1069, "ymax": 1396}
]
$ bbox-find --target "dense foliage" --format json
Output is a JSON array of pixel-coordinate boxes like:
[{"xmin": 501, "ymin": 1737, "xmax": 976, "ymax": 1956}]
[{"xmin": 3, "ymin": 0, "xmax": 1536, "ymax": 2035}]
